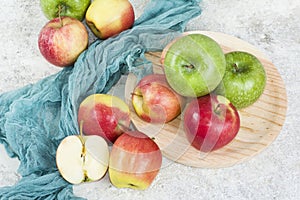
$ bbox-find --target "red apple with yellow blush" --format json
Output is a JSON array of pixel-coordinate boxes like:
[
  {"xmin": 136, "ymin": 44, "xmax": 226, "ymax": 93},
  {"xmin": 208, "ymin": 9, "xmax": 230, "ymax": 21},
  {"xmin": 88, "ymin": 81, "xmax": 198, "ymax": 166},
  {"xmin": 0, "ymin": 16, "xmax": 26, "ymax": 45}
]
[
  {"xmin": 131, "ymin": 74, "xmax": 185, "ymax": 123},
  {"xmin": 38, "ymin": 16, "xmax": 88, "ymax": 67},
  {"xmin": 77, "ymin": 94, "xmax": 131, "ymax": 144},
  {"xmin": 85, "ymin": 0, "xmax": 135, "ymax": 39},
  {"xmin": 109, "ymin": 131, "xmax": 162, "ymax": 190}
]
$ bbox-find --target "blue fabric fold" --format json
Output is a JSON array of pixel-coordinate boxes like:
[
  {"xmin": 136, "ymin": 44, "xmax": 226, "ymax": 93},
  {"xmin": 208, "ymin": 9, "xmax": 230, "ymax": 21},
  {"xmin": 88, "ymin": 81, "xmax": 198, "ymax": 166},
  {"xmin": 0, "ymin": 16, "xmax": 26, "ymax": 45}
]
[{"xmin": 0, "ymin": 0, "xmax": 202, "ymax": 199}]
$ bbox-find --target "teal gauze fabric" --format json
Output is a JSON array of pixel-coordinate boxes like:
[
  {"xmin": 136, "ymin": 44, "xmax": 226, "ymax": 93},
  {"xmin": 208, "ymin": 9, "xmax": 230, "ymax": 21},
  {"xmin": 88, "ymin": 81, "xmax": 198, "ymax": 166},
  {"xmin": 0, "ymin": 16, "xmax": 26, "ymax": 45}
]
[{"xmin": 0, "ymin": 0, "xmax": 202, "ymax": 199}]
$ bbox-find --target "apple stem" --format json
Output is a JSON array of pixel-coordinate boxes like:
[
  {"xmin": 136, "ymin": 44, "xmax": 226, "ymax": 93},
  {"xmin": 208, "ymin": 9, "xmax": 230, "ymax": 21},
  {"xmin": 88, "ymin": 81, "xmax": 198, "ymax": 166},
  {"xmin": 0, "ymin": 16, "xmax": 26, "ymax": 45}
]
[
  {"xmin": 232, "ymin": 63, "xmax": 239, "ymax": 73},
  {"xmin": 214, "ymin": 104, "xmax": 222, "ymax": 115},
  {"xmin": 80, "ymin": 120, "xmax": 84, "ymax": 138},
  {"xmin": 183, "ymin": 64, "xmax": 195, "ymax": 71},
  {"xmin": 118, "ymin": 122, "xmax": 131, "ymax": 132},
  {"xmin": 58, "ymin": 5, "xmax": 63, "ymax": 27},
  {"xmin": 131, "ymin": 93, "xmax": 143, "ymax": 98}
]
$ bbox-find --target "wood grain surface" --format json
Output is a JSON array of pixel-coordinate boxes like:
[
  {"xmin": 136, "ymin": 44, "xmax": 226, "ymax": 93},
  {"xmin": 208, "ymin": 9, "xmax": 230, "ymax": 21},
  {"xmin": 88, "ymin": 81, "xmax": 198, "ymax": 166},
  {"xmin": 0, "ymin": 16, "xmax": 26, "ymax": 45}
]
[{"xmin": 125, "ymin": 31, "xmax": 287, "ymax": 168}]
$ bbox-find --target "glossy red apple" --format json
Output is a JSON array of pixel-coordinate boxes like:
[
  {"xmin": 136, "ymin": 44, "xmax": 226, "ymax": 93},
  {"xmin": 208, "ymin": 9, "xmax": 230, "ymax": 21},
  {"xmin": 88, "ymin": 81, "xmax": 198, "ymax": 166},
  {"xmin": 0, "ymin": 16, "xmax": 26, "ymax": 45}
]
[
  {"xmin": 184, "ymin": 94, "xmax": 240, "ymax": 152},
  {"xmin": 77, "ymin": 94, "xmax": 131, "ymax": 144},
  {"xmin": 109, "ymin": 131, "xmax": 162, "ymax": 190},
  {"xmin": 132, "ymin": 74, "xmax": 185, "ymax": 123},
  {"xmin": 38, "ymin": 16, "xmax": 88, "ymax": 67}
]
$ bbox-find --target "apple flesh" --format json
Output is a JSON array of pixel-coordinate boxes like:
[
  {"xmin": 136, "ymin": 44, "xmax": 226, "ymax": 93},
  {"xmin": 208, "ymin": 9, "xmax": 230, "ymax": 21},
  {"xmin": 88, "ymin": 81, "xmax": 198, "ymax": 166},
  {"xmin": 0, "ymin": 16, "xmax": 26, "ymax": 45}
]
[
  {"xmin": 214, "ymin": 51, "xmax": 266, "ymax": 109},
  {"xmin": 161, "ymin": 33, "xmax": 226, "ymax": 97},
  {"xmin": 38, "ymin": 16, "xmax": 88, "ymax": 67},
  {"xmin": 56, "ymin": 123, "xmax": 109, "ymax": 184},
  {"xmin": 40, "ymin": 0, "xmax": 91, "ymax": 21},
  {"xmin": 85, "ymin": 0, "xmax": 135, "ymax": 39},
  {"xmin": 109, "ymin": 131, "xmax": 162, "ymax": 190},
  {"xmin": 77, "ymin": 94, "xmax": 131, "ymax": 144},
  {"xmin": 132, "ymin": 74, "xmax": 185, "ymax": 123},
  {"xmin": 184, "ymin": 94, "xmax": 240, "ymax": 152}
]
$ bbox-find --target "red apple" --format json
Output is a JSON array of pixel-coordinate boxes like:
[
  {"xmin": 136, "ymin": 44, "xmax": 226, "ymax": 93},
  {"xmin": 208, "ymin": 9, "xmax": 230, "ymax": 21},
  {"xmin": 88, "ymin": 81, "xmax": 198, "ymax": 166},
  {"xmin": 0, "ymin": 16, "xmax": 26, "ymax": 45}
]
[
  {"xmin": 109, "ymin": 131, "xmax": 162, "ymax": 190},
  {"xmin": 38, "ymin": 16, "xmax": 88, "ymax": 67},
  {"xmin": 85, "ymin": 0, "xmax": 135, "ymax": 39},
  {"xmin": 132, "ymin": 74, "xmax": 185, "ymax": 123},
  {"xmin": 77, "ymin": 94, "xmax": 131, "ymax": 144},
  {"xmin": 184, "ymin": 94, "xmax": 240, "ymax": 152}
]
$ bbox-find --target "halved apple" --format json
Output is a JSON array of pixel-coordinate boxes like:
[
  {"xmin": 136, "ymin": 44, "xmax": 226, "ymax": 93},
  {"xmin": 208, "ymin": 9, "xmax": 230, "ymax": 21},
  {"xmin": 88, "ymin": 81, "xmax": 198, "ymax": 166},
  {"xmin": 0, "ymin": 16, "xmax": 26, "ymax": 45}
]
[{"xmin": 56, "ymin": 122, "xmax": 109, "ymax": 184}]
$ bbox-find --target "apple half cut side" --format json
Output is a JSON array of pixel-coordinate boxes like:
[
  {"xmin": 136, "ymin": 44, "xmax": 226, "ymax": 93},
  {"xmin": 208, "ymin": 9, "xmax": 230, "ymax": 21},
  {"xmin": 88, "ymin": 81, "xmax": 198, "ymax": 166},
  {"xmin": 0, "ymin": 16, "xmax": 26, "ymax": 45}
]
[{"xmin": 56, "ymin": 131, "xmax": 109, "ymax": 184}]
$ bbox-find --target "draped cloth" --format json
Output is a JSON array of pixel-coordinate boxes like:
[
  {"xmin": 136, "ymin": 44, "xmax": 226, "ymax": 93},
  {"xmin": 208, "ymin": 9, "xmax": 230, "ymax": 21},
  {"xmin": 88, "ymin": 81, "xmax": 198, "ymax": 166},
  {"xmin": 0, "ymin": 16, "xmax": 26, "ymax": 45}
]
[{"xmin": 0, "ymin": 0, "xmax": 202, "ymax": 199}]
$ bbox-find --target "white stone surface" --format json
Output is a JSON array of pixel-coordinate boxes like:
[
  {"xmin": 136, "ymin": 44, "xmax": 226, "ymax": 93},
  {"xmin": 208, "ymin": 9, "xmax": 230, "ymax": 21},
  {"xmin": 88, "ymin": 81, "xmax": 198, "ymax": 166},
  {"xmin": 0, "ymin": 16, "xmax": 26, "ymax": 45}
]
[{"xmin": 0, "ymin": 0, "xmax": 299, "ymax": 199}]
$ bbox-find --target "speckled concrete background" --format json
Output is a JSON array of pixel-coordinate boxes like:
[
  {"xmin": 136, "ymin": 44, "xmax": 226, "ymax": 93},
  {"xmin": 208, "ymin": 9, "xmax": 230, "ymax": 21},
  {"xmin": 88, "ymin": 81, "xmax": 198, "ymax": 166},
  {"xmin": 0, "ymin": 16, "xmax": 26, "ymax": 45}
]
[{"xmin": 1, "ymin": 0, "xmax": 299, "ymax": 199}]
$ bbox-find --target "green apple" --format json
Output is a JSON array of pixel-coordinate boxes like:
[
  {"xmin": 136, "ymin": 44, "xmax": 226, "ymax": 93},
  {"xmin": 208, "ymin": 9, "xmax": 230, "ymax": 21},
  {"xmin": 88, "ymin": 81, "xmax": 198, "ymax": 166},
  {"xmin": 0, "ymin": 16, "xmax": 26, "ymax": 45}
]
[
  {"xmin": 40, "ymin": 0, "xmax": 91, "ymax": 21},
  {"xmin": 161, "ymin": 33, "xmax": 226, "ymax": 97},
  {"xmin": 214, "ymin": 51, "xmax": 266, "ymax": 109}
]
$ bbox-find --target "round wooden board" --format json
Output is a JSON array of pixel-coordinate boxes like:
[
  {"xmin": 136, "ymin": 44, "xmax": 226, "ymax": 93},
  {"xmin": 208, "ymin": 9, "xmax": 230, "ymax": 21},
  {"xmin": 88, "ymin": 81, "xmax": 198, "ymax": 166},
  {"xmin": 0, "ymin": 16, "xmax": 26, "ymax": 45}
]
[{"xmin": 125, "ymin": 31, "xmax": 287, "ymax": 168}]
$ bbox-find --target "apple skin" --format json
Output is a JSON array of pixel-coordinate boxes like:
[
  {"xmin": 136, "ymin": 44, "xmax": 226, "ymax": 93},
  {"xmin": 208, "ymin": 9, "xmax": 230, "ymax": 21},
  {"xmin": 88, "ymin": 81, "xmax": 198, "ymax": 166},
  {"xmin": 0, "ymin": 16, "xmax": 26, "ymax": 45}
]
[
  {"xmin": 132, "ymin": 74, "xmax": 185, "ymax": 123},
  {"xmin": 214, "ymin": 51, "xmax": 266, "ymax": 109},
  {"xmin": 85, "ymin": 0, "xmax": 135, "ymax": 39},
  {"xmin": 77, "ymin": 94, "xmax": 131, "ymax": 144},
  {"xmin": 38, "ymin": 16, "xmax": 88, "ymax": 67},
  {"xmin": 109, "ymin": 131, "xmax": 162, "ymax": 190},
  {"xmin": 161, "ymin": 33, "xmax": 226, "ymax": 97},
  {"xmin": 184, "ymin": 94, "xmax": 240, "ymax": 152},
  {"xmin": 40, "ymin": 0, "xmax": 91, "ymax": 21},
  {"xmin": 56, "ymin": 134, "xmax": 109, "ymax": 184}
]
